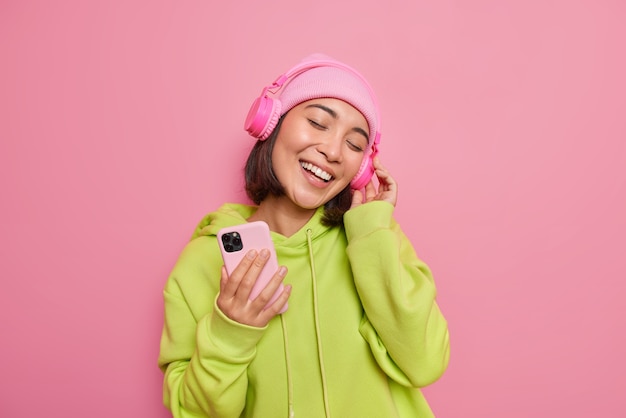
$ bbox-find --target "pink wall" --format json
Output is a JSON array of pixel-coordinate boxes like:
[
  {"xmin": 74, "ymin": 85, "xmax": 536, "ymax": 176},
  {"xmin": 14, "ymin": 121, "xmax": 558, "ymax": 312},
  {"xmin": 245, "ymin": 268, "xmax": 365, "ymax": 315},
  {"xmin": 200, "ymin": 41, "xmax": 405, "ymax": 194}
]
[{"xmin": 1, "ymin": 1, "xmax": 624, "ymax": 416}]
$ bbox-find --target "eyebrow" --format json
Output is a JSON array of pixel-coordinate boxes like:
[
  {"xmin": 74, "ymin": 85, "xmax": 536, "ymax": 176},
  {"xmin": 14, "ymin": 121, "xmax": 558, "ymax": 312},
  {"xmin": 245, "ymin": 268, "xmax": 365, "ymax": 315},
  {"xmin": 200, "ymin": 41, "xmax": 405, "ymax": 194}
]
[{"xmin": 305, "ymin": 103, "xmax": 370, "ymax": 143}]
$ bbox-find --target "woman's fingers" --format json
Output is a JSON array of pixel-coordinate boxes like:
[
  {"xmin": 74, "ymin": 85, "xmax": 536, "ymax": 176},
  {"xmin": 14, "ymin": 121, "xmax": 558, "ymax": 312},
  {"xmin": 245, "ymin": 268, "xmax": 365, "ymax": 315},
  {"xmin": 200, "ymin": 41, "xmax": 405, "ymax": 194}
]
[
  {"xmin": 250, "ymin": 265, "xmax": 287, "ymax": 305},
  {"xmin": 234, "ymin": 248, "xmax": 271, "ymax": 303},
  {"xmin": 370, "ymin": 157, "xmax": 398, "ymax": 206},
  {"xmin": 364, "ymin": 179, "xmax": 377, "ymax": 201},
  {"xmin": 259, "ymin": 283, "xmax": 291, "ymax": 320},
  {"xmin": 252, "ymin": 266, "xmax": 291, "ymax": 321},
  {"xmin": 219, "ymin": 249, "xmax": 258, "ymax": 298},
  {"xmin": 217, "ymin": 249, "xmax": 291, "ymax": 327},
  {"xmin": 350, "ymin": 188, "xmax": 363, "ymax": 208}
]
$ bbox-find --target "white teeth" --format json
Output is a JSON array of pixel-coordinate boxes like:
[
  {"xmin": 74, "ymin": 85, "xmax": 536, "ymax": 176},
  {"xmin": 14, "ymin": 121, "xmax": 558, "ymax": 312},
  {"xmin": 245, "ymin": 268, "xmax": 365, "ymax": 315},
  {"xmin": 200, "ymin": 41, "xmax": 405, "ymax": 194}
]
[{"xmin": 301, "ymin": 162, "xmax": 332, "ymax": 181}]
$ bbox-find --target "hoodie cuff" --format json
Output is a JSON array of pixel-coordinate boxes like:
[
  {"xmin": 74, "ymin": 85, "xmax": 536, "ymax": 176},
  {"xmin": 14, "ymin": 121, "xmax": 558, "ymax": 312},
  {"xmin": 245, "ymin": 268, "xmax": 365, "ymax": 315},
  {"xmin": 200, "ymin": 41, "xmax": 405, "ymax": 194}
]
[
  {"xmin": 202, "ymin": 298, "xmax": 267, "ymax": 358},
  {"xmin": 344, "ymin": 201, "xmax": 394, "ymax": 241}
]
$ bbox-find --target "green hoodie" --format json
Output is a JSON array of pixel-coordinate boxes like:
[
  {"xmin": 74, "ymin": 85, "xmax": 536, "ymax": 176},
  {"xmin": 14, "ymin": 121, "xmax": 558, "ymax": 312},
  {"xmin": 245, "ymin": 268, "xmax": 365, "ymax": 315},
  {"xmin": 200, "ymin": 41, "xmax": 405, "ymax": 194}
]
[{"xmin": 159, "ymin": 201, "xmax": 449, "ymax": 418}]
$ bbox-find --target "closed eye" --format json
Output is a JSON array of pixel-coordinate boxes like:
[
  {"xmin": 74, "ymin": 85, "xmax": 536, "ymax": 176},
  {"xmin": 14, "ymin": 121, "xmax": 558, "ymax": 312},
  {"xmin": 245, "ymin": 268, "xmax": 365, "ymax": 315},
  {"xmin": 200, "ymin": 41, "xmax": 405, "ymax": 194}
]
[
  {"xmin": 347, "ymin": 140, "xmax": 364, "ymax": 152},
  {"xmin": 308, "ymin": 119, "xmax": 327, "ymax": 130}
]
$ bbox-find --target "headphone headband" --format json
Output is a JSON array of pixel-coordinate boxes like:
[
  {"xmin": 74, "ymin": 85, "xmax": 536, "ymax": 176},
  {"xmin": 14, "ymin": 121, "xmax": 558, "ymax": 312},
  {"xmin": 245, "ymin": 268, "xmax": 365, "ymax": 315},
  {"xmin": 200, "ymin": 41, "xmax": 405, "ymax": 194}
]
[{"xmin": 265, "ymin": 60, "xmax": 380, "ymax": 123}]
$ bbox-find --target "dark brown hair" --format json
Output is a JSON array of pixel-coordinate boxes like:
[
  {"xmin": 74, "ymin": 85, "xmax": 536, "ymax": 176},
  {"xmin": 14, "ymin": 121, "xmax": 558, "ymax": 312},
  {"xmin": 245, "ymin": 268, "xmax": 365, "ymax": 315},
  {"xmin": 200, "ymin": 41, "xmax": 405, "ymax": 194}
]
[{"xmin": 244, "ymin": 116, "xmax": 352, "ymax": 227}]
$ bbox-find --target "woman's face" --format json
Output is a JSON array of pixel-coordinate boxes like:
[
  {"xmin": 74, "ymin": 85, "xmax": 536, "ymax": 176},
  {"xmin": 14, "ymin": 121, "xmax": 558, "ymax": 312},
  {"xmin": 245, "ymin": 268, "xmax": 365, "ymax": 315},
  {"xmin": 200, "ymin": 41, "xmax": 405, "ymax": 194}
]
[{"xmin": 271, "ymin": 98, "xmax": 369, "ymax": 210}]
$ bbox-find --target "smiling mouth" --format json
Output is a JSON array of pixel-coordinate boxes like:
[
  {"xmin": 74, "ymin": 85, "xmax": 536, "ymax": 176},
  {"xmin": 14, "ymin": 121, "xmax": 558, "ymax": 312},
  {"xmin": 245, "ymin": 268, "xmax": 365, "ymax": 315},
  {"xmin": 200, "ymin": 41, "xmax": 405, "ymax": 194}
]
[{"xmin": 300, "ymin": 161, "xmax": 333, "ymax": 182}]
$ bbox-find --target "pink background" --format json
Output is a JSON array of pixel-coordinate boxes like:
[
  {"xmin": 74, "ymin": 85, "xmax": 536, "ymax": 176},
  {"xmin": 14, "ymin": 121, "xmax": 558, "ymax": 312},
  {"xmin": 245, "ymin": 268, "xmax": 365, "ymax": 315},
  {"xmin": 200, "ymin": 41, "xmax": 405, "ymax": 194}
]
[{"xmin": 1, "ymin": 1, "xmax": 625, "ymax": 417}]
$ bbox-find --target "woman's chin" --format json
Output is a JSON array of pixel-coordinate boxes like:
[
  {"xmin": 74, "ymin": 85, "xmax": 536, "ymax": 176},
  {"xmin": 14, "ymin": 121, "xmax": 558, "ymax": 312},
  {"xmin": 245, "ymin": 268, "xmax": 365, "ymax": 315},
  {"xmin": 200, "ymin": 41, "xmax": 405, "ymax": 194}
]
[{"xmin": 289, "ymin": 191, "xmax": 333, "ymax": 211}]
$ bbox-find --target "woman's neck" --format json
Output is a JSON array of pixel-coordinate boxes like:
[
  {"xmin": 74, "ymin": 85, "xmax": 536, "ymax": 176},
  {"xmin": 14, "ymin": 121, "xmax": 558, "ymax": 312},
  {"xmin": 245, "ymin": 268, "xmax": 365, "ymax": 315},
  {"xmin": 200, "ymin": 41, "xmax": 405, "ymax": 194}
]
[{"xmin": 248, "ymin": 196, "xmax": 317, "ymax": 237}]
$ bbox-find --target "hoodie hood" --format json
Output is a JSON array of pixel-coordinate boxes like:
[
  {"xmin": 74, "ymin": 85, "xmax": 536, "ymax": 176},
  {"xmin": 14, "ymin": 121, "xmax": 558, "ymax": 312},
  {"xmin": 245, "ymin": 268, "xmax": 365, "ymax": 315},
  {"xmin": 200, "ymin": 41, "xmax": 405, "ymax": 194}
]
[
  {"xmin": 191, "ymin": 203, "xmax": 256, "ymax": 240},
  {"xmin": 190, "ymin": 203, "xmax": 332, "ymax": 248}
]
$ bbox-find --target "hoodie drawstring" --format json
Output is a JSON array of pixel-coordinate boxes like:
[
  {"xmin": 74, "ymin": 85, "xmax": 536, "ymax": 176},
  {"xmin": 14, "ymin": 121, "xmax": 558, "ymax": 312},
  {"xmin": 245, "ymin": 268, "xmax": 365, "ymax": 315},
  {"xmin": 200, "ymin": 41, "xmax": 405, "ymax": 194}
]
[
  {"xmin": 280, "ymin": 228, "xmax": 331, "ymax": 418},
  {"xmin": 280, "ymin": 314, "xmax": 295, "ymax": 418},
  {"xmin": 307, "ymin": 228, "xmax": 331, "ymax": 418}
]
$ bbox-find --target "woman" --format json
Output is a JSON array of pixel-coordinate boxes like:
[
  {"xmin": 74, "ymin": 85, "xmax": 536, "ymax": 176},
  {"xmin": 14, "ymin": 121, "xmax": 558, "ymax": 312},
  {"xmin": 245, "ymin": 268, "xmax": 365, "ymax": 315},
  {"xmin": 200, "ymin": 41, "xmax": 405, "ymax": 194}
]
[{"xmin": 158, "ymin": 54, "xmax": 450, "ymax": 418}]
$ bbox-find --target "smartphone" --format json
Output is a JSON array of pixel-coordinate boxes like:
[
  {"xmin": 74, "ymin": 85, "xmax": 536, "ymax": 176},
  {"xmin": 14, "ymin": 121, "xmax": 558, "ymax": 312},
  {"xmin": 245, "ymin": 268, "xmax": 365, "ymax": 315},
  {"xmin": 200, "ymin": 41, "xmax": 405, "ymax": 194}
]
[{"xmin": 217, "ymin": 221, "xmax": 287, "ymax": 313}]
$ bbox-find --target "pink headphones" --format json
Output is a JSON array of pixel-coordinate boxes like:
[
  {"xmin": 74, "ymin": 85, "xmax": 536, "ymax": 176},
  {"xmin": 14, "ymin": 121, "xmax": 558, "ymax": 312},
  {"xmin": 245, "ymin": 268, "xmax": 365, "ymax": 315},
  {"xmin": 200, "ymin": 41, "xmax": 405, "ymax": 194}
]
[{"xmin": 244, "ymin": 58, "xmax": 381, "ymax": 189}]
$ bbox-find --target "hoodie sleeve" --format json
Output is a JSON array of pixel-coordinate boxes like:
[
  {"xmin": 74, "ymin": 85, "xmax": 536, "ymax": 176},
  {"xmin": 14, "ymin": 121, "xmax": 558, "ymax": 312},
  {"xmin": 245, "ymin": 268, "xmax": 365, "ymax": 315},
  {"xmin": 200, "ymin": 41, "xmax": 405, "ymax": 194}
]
[
  {"xmin": 344, "ymin": 201, "xmax": 450, "ymax": 388},
  {"xmin": 158, "ymin": 238, "xmax": 266, "ymax": 418}
]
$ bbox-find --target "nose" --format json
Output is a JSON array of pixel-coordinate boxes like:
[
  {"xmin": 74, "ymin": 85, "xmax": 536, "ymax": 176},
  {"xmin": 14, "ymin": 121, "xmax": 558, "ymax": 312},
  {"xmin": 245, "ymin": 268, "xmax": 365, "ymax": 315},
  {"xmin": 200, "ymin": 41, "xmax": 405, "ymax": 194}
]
[{"xmin": 316, "ymin": 134, "xmax": 342, "ymax": 163}]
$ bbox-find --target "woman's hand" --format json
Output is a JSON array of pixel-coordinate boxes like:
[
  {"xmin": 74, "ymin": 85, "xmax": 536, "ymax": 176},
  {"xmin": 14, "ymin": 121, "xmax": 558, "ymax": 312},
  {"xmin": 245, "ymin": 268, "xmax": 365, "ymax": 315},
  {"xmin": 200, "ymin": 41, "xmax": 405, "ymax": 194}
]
[
  {"xmin": 350, "ymin": 157, "xmax": 398, "ymax": 209},
  {"xmin": 216, "ymin": 249, "xmax": 291, "ymax": 328}
]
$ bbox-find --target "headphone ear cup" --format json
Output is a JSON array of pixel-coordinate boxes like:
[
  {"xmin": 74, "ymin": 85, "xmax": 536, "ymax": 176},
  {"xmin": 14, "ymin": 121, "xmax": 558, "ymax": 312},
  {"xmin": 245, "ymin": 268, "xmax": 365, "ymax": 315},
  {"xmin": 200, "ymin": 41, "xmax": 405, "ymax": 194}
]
[
  {"xmin": 350, "ymin": 155, "xmax": 375, "ymax": 190},
  {"xmin": 244, "ymin": 96, "xmax": 282, "ymax": 140},
  {"xmin": 351, "ymin": 133, "xmax": 380, "ymax": 189}
]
